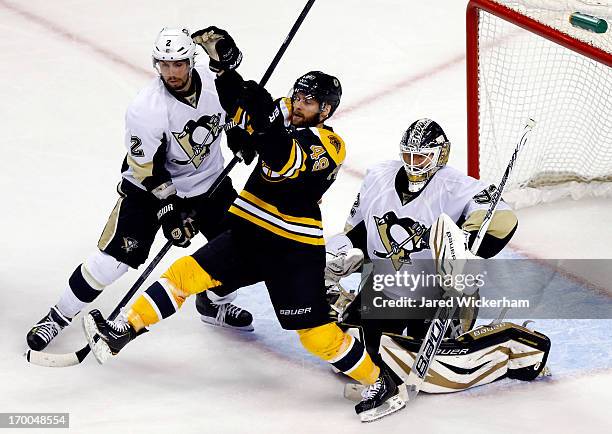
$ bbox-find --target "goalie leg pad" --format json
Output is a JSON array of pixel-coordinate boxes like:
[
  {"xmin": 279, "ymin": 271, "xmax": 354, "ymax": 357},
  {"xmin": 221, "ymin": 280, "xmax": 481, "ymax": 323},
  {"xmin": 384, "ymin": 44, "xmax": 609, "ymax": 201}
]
[
  {"xmin": 379, "ymin": 321, "xmax": 551, "ymax": 393},
  {"xmin": 298, "ymin": 323, "xmax": 380, "ymax": 385}
]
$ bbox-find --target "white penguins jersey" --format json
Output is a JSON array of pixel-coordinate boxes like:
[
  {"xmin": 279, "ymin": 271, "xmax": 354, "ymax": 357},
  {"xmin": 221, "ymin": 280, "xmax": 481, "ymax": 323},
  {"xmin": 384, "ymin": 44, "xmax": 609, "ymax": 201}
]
[
  {"xmin": 121, "ymin": 65, "xmax": 226, "ymax": 198},
  {"xmin": 345, "ymin": 160, "xmax": 512, "ymax": 270}
]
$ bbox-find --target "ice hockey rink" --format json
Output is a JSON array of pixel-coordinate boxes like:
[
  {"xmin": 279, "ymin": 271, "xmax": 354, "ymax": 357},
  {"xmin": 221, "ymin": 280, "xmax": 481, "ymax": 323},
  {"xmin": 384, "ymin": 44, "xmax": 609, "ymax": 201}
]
[{"xmin": 1, "ymin": 0, "xmax": 611, "ymax": 432}]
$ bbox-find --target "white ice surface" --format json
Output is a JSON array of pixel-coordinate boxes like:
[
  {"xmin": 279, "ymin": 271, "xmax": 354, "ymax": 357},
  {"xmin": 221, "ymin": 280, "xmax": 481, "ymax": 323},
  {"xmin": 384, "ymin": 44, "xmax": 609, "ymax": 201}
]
[{"xmin": 0, "ymin": 1, "xmax": 610, "ymax": 433}]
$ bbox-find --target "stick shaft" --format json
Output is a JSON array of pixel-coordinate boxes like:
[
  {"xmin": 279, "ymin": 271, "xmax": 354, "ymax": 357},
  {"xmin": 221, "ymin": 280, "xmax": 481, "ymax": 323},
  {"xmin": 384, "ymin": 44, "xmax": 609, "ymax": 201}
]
[{"xmin": 470, "ymin": 119, "xmax": 535, "ymax": 254}]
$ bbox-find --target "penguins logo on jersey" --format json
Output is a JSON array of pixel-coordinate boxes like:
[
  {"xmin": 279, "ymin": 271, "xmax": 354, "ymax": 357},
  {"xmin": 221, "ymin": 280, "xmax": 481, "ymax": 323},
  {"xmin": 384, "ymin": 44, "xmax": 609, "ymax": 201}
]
[
  {"xmin": 473, "ymin": 184, "xmax": 498, "ymax": 204},
  {"xmin": 122, "ymin": 237, "xmax": 138, "ymax": 253},
  {"xmin": 171, "ymin": 114, "xmax": 222, "ymax": 168},
  {"xmin": 373, "ymin": 211, "xmax": 427, "ymax": 270}
]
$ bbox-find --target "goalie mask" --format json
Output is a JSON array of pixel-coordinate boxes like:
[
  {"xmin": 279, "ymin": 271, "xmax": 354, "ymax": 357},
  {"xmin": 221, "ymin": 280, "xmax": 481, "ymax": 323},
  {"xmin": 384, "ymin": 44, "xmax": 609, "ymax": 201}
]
[
  {"xmin": 399, "ymin": 118, "xmax": 450, "ymax": 193},
  {"xmin": 152, "ymin": 28, "xmax": 196, "ymax": 70}
]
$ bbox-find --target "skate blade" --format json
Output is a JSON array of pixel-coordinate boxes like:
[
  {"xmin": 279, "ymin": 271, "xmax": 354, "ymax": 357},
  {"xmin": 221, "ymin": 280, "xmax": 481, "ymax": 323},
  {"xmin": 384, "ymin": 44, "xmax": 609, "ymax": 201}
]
[
  {"xmin": 82, "ymin": 314, "xmax": 112, "ymax": 365},
  {"xmin": 359, "ymin": 395, "xmax": 406, "ymax": 423},
  {"xmin": 345, "ymin": 383, "xmax": 408, "ymax": 403},
  {"xmin": 200, "ymin": 315, "xmax": 254, "ymax": 332}
]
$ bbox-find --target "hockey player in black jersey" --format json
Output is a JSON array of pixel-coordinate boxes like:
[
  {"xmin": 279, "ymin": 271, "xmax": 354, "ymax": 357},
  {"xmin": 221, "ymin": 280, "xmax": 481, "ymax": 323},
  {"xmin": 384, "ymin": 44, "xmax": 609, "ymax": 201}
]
[{"xmin": 82, "ymin": 27, "xmax": 405, "ymax": 423}]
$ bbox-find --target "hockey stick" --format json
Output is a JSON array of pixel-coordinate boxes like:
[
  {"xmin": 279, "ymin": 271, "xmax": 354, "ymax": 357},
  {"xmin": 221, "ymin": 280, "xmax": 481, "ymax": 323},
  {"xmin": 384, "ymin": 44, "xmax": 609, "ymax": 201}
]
[
  {"xmin": 26, "ymin": 0, "xmax": 317, "ymax": 368},
  {"xmin": 221, "ymin": 0, "xmax": 317, "ymax": 171},
  {"xmin": 26, "ymin": 240, "xmax": 172, "ymax": 367},
  {"xmin": 403, "ymin": 118, "xmax": 536, "ymax": 401},
  {"xmin": 470, "ymin": 118, "xmax": 536, "ymax": 254}
]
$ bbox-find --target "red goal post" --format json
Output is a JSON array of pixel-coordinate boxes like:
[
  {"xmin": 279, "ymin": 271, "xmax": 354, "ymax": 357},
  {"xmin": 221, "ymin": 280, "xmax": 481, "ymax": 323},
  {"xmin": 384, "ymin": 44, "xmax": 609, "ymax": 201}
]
[{"xmin": 466, "ymin": 0, "xmax": 612, "ymax": 207}]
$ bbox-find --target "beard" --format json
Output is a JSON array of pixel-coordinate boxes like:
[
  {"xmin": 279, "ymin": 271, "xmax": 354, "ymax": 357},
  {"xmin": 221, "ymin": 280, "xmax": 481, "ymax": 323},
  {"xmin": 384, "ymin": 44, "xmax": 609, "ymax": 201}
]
[
  {"xmin": 291, "ymin": 110, "xmax": 321, "ymax": 127},
  {"xmin": 163, "ymin": 75, "xmax": 190, "ymax": 91}
]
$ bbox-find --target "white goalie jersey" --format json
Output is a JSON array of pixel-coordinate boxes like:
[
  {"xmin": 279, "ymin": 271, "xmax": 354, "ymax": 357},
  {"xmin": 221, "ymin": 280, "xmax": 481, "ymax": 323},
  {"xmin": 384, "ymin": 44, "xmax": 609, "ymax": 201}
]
[
  {"xmin": 345, "ymin": 160, "xmax": 514, "ymax": 270},
  {"xmin": 121, "ymin": 65, "xmax": 226, "ymax": 198}
]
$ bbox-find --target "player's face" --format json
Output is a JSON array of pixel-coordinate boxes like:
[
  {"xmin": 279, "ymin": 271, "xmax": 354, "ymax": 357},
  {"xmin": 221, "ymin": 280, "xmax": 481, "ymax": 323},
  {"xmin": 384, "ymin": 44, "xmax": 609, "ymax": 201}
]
[
  {"xmin": 291, "ymin": 92, "xmax": 324, "ymax": 127},
  {"xmin": 157, "ymin": 60, "xmax": 191, "ymax": 91},
  {"xmin": 401, "ymin": 151, "xmax": 436, "ymax": 173}
]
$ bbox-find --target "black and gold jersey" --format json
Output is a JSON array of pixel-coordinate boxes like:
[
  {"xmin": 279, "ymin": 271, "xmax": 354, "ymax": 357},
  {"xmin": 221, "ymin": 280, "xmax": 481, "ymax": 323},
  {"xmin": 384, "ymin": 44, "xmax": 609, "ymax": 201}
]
[{"xmin": 229, "ymin": 100, "xmax": 346, "ymax": 246}]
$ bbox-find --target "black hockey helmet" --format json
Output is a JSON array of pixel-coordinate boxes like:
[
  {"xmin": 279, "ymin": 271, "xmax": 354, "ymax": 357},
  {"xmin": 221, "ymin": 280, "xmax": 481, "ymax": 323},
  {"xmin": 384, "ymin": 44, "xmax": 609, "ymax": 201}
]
[
  {"xmin": 399, "ymin": 118, "xmax": 451, "ymax": 192},
  {"xmin": 291, "ymin": 71, "xmax": 342, "ymax": 117}
]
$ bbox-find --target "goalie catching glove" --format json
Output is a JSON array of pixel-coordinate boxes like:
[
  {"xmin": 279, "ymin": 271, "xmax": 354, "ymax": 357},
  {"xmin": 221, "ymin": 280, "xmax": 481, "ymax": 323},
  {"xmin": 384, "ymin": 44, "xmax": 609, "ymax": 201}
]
[{"xmin": 192, "ymin": 26, "xmax": 242, "ymax": 74}]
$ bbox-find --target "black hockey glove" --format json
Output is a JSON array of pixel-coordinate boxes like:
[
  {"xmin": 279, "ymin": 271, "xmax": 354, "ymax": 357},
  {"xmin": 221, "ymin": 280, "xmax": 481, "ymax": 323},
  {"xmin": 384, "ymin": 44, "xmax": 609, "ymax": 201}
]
[
  {"xmin": 157, "ymin": 195, "xmax": 198, "ymax": 247},
  {"xmin": 238, "ymin": 80, "xmax": 275, "ymax": 131},
  {"xmin": 226, "ymin": 127, "xmax": 257, "ymax": 165},
  {"xmin": 192, "ymin": 26, "xmax": 242, "ymax": 74}
]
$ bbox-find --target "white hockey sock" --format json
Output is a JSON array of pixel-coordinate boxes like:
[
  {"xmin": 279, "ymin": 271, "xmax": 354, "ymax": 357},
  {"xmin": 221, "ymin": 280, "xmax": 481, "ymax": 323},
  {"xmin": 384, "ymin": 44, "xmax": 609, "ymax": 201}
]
[{"xmin": 56, "ymin": 250, "xmax": 128, "ymax": 318}]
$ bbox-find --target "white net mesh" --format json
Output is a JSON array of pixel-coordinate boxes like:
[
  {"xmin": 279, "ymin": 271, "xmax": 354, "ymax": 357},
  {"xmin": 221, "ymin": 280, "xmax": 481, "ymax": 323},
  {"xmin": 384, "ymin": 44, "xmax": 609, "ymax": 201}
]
[{"xmin": 475, "ymin": 0, "xmax": 612, "ymax": 206}]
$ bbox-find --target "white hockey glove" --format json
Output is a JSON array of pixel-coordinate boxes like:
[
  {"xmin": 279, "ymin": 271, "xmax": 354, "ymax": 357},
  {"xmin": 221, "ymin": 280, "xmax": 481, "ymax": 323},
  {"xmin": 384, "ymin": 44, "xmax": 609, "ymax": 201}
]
[{"xmin": 324, "ymin": 233, "xmax": 364, "ymax": 286}]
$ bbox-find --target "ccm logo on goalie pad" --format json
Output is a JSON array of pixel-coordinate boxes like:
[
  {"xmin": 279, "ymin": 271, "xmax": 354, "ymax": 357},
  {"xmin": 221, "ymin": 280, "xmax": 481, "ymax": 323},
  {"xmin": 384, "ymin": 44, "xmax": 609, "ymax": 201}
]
[{"xmin": 279, "ymin": 307, "xmax": 312, "ymax": 316}]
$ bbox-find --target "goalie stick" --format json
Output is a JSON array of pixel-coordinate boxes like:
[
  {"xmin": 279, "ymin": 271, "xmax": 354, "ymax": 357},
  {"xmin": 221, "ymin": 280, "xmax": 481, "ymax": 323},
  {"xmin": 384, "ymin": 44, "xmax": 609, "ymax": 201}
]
[{"xmin": 25, "ymin": 0, "xmax": 317, "ymax": 368}]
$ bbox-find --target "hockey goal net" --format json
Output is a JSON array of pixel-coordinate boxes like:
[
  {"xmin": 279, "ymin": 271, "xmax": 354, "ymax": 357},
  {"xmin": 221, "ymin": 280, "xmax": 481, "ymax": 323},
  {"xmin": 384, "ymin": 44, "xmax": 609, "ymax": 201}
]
[{"xmin": 467, "ymin": 0, "xmax": 612, "ymax": 208}]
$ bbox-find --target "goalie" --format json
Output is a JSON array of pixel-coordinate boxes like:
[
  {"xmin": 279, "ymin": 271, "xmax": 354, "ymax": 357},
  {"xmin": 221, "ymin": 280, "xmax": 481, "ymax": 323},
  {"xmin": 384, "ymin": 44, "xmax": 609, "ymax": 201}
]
[{"xmin": 324, "ymin": 118, "xmax": 550, "ymax": 395}]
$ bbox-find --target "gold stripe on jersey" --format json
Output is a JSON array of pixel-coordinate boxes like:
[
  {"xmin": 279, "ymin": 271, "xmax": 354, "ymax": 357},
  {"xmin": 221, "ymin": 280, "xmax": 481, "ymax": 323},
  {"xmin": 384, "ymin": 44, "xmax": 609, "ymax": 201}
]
[
  {"xmin": 279, "ymin": 97, "xmax": 292, "ymax": 127},
  {"xmin": 462, "ymin": 209, "xmax": 518, "ymax": 239},
  {"xmin": 97, "ymin": 196, "xmax": 124, "ymax": 251},
  {"xmin": 229, "ymin": 195, "xmax": 325, "ymax": 246},
  {"xmin": 238, "ymin": 190, "xmax": 323, "ymax": 228},
  {"xmin": 261, "ymin": 139, "xmax": 307, "ymax": 180},
  {"xmin": 311, "ymin": 127, "xmax": 346, "ymax": 165},
  {"xmin": 126, "ymin": 155, "xmax": 154, "ymax": 183},
  {"xmin": 231, "ymin": 107, "xmax": 254, "ymax": 134}
]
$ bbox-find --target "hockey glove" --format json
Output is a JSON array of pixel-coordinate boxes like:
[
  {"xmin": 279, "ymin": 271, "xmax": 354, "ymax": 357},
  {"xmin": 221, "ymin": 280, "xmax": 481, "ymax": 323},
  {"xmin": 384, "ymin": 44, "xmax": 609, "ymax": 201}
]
[
  {"xmin": 157, "ymin": 195, "xmax": 198, "ymax": 247},
  {"xmin": 226, "ymin": 127, "xmax": 257, "ymax": 165},
  {"xmin": 324, "ymin": 248, "xmax": 364, "ymax": 285},
  {"xmin": 238, "ymin": 80, "xmax": 275, "ymax": 131},
  {"xmin": 192, "ymin": 26, "xmax": 242, "ymax": 74}
]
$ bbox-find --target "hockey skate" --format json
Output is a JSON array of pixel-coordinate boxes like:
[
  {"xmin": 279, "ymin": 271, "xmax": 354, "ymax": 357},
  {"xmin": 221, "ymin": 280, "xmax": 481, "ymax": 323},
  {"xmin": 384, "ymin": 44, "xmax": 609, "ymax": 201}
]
[
  {"xmin": 26, "ymin": 306, "xmax": 72, "ymax": 351},
  {"xmin": 355, "ymin": 368, "xmax": 406, "ymax": 422},
  {"xmin": 195, "ymin": 293, "xmax": 254, "ymax": 331},
  {"xmin": 344, "ymin": 381, "xmax": 408, "ymax": 403},
  {"xmin": 82, "ymin": 309, "xmax": 136, "ymax": 364}
]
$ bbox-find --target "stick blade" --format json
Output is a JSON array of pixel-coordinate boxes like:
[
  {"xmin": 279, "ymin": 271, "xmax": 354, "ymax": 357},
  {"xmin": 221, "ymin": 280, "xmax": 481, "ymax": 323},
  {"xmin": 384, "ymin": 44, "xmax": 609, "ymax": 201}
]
[
  {"xmin": 526, "ymin": 118, "xmax": 537, "ymax": 129},
  {"xmin": 25, "ymin": 349, "xmax": 80, "ymax": 367}
]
